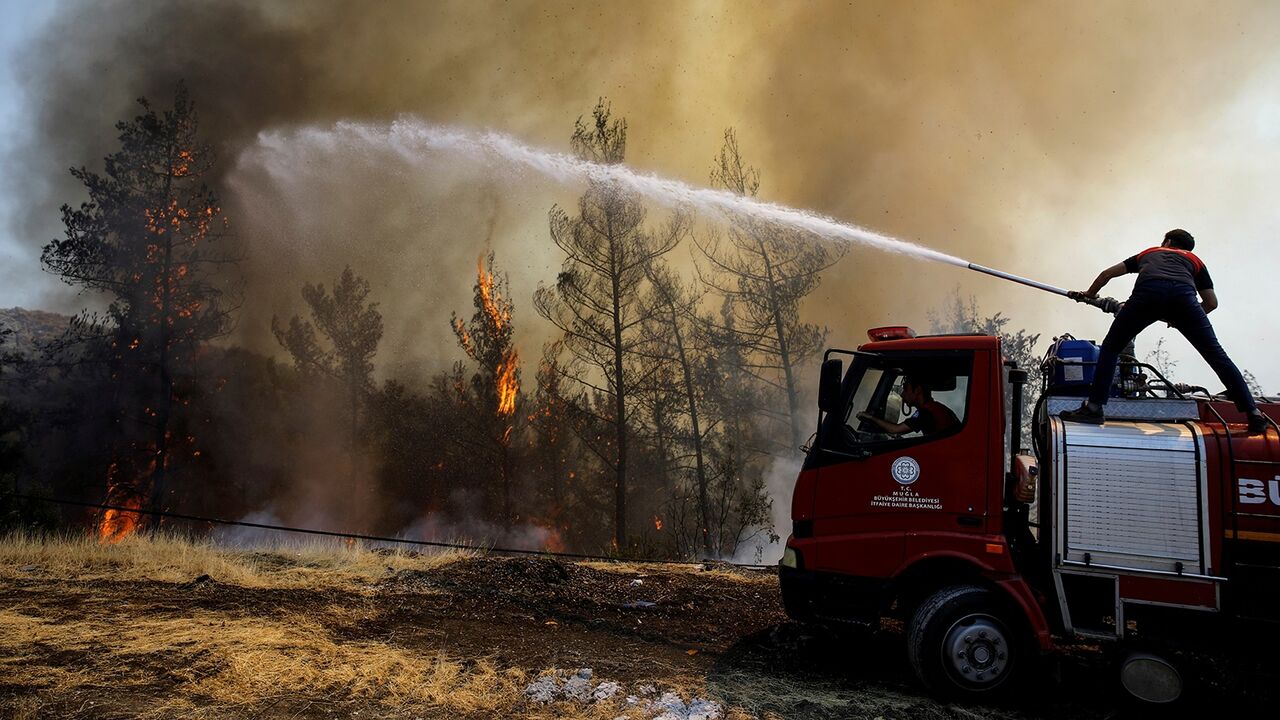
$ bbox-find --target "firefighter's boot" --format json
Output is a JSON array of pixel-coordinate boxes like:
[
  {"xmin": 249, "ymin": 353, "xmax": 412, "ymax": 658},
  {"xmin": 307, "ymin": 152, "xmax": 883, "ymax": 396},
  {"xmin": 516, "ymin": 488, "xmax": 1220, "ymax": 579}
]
[{"xmin": 1060, "ymin": 403, "xmax": 1104, "ymax": 425}]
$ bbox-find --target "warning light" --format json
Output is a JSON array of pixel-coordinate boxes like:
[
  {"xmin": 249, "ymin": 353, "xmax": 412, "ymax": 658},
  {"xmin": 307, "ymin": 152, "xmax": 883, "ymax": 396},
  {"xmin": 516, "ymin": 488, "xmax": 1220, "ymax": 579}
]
[
  {"xmin": 985, "ymin": 543, "xmax": 1005, "ymax": 555},
  {"xmin": 867, "ymin": 326, "xmax": 917, "ymax": 342}
]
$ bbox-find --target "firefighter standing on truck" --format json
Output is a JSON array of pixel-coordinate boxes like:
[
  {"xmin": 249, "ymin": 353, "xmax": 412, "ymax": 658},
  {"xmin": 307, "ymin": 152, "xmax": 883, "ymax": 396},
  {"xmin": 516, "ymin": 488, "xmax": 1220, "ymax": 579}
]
[{"xmin": 1061, "ymin": 228, "xmax": 1268, "ymax": 434}]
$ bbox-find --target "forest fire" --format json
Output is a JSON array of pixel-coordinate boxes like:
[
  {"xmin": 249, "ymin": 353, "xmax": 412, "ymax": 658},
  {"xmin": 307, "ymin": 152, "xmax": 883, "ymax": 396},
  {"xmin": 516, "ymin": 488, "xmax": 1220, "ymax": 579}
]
[
  {"xmin": 496, "ymin": 352, "xmax": 518, "ymax": 418},
  {"xmin": 98, "ymin": 462, "xmax": 142, "ymax": 544},
  {"xmin": 532, "ymin": 520, "xmax": 567, "ymax": 553},
  {"xmin": 473, "ymin": 256, "xmax": 520, "ymax": 423}
]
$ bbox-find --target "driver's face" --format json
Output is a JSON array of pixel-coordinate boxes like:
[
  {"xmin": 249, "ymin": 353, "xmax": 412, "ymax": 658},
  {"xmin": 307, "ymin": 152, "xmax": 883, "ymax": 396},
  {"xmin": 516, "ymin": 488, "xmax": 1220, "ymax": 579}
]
[{"xmin": 902, "ymin": 382, "xmax": 922, "ymax": 405}]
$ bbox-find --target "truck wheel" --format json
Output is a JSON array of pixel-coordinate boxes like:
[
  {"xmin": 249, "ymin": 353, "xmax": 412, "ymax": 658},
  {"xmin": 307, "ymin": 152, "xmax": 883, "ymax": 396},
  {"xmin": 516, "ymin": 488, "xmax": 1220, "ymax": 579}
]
[{"xmin": 907, "ymin": 584, "xmax": 1022, "ymax": 698}]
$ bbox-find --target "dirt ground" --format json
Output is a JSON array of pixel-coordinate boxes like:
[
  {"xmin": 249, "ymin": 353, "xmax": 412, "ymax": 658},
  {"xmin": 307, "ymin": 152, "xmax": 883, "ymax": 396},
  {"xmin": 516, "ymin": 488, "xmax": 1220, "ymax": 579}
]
[{"xmin": 0, "ymin": 541, "xmax": 1274, "ymax": 719}]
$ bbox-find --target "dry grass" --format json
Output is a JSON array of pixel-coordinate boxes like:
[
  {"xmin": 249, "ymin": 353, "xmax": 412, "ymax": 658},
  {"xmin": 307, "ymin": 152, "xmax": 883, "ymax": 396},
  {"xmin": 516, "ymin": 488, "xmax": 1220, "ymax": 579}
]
[
  {"xmin": 578, "ymin": 559, "xmax": 772, "ymax": 585},
  {"xmin": 0, "ymin": 530, "xmax": 471, "ymax": 590},
  {"xmin": 0, "ymin": 606, "xmax": 645, "ymax": 719},
  {"xmin": 0, "ymin": 533, "xmax": 756, "ymax": 719}
]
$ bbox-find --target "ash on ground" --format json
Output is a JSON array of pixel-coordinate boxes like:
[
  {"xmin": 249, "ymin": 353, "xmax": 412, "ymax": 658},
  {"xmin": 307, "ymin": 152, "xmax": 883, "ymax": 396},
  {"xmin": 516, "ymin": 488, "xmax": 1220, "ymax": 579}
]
[{"xmin": 525, "ymin": 668, "xmax": 723, "ymax": 720}]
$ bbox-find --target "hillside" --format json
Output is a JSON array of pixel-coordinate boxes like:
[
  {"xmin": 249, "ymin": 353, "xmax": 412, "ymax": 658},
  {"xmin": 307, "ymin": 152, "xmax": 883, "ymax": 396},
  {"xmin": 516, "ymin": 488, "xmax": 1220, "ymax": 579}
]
[{"xmin": 0, "ymin": 307, "xmax": 72, "ymax": 355}]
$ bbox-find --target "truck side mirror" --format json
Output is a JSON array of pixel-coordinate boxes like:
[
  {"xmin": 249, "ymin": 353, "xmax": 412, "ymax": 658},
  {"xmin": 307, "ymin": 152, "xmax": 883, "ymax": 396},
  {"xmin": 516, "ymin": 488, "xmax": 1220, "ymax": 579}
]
[{"xmin": 818, "ymin": 358, "xmax": 843, "ymax": 414}]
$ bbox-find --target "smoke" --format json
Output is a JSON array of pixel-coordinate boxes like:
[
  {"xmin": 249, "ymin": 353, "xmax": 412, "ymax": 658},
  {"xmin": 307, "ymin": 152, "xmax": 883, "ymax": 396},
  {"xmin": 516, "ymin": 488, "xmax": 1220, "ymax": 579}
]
[
  {"xmin": 211, "ymin": 509, "xmax": 288, "ymax": 548},
  {"xmin": 8, "ymin": 0, "xmax": 1280, "ymax": 548},
  {"xmin": 401, "ymin": 513, "xmax": 559, "ymax": 554},
  {"xmin": 12, "ymin": 1, "xmax": 1280, "ymax": 342},
  {"xmin": 730, "ymin": 455, "xmax": 802, "ymax": 565}
]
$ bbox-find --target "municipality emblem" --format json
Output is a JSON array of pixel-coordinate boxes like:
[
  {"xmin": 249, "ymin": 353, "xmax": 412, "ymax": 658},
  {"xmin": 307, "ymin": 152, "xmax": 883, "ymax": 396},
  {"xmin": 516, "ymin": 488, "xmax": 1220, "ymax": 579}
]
[{"xmin": 891, "ymin": 457, "xmax": 921, "ymax": 485}]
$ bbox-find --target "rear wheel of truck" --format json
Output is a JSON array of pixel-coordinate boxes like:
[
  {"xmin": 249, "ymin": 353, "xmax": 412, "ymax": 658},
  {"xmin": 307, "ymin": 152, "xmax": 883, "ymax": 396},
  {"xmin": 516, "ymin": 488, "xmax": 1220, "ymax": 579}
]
[{"xmin": 907, "ymin": 584, "xmax": 1023, "ymax": 698}]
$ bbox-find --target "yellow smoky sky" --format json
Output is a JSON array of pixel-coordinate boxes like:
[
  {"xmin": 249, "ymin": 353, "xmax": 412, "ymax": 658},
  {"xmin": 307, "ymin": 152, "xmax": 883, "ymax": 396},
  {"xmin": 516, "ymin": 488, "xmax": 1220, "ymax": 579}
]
[{"xmin": 13, "ymin": 0, "xmax": 1280, "ymax": 390}]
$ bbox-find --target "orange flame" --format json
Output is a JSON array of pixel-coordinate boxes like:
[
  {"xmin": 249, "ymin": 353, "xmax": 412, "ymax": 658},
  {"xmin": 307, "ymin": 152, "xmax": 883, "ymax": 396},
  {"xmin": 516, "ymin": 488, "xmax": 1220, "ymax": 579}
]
[
  {"xmin": 98, "ymin": 462, "xmax": 141, "ymax": 544},
  {"xmin": 452, "ymin": 319, "xmax": 473, "ymax": 356},
  {"xmin": 477, "ymin": 257, "xmax": 509, "ymax": 332},
  {"xmin": 496, "ymin": 350, "xmax": 519, "ymax": 418},
  {"xmin": 653, "ymin": 516, "xmax": 664, "ymax": 531},
  {"xmin": 476, "ymin": 256, "xmax": 519, "ymax": 421},
  {"xmin": 527, "ymin": 519, "xmax": 566, "ymax": 553},
  {"xmin": 542, "ymin": 528, "xmax": 567, "ymax": 553}
]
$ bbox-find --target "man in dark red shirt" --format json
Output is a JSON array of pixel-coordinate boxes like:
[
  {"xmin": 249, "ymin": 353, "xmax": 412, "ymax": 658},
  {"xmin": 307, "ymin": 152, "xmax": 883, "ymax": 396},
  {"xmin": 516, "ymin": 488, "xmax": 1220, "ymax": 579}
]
[
  {"xmin": 1061, "ymin": 228, "xmax": 1266, "ymax": 433},
  {"xmin": 857, "ymin": 376, "xmax": 960, "ymax": 436}
]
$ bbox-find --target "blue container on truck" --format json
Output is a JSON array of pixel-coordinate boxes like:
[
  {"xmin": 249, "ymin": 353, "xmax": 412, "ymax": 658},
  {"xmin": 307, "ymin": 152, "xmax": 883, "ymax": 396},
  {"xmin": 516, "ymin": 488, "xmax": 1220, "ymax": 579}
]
[{"xmin": 1047, "ymin": 337, "xmax": 1118, "ymax": 396}]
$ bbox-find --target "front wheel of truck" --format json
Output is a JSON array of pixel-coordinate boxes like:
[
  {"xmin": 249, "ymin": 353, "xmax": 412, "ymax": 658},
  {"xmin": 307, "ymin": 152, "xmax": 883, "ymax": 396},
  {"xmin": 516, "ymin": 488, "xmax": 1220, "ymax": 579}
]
[{"xmin": 907, "ymin": 584, "xmax": 1025, "ymax": 699}]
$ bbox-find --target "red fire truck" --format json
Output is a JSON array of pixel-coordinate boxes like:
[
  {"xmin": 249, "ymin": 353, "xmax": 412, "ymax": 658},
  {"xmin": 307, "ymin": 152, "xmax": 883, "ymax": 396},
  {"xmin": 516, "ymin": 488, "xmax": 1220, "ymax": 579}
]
[{"xmin": 779, "ymin": 326, "xmax": 1280, "ymax": 703}]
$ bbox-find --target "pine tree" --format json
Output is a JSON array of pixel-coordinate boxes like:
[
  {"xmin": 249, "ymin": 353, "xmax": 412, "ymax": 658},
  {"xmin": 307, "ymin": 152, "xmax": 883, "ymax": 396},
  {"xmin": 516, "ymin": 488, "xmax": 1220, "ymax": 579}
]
[
  {"xmin": 41, "ymin": 82, "xmax": 237, "ymax": 536},
  {"xmin": 534, "ymin": 101, "xmax": 685, "ymax": 551},
  {"xmin": 698, "ymin": 129, "xmax": 843, "ymax": 454},
  {"xmin": 449, "ymin": 253, "xmax": 522, "ymax": 526}
]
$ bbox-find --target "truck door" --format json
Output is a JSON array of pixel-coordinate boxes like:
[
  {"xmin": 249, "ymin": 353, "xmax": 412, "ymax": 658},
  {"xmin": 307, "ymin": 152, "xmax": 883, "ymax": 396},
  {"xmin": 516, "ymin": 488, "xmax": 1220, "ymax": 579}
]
[{"xmin": 807, "ymin": 350, "xmax": 992, "ymax": 575}]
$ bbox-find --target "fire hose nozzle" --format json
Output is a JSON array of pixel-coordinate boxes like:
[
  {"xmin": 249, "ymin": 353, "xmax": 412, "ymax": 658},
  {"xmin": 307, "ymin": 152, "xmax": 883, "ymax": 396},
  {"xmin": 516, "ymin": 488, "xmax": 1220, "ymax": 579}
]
[
  {"xmin": 1068, "ymin": 292, "xmax": 1122, "ymax": 315},
  {"xmin": 1095, "ymin": 297, "xmax": 1122, "ymax": 315}
]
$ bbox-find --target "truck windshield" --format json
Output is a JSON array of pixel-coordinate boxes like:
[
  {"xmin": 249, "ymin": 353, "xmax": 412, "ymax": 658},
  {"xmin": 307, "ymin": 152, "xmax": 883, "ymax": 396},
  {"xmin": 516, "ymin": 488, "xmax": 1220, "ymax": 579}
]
[{"xmin": 833, "ymin": 352, "xmax": 972, "ymax": 447}]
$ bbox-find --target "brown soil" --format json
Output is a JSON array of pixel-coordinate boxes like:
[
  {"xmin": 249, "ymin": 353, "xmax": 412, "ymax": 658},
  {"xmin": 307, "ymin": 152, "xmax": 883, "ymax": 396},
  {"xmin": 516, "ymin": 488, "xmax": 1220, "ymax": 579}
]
[{"xmin": 1, "ymin": 553, "xmax": 1272, "ymax": 718}]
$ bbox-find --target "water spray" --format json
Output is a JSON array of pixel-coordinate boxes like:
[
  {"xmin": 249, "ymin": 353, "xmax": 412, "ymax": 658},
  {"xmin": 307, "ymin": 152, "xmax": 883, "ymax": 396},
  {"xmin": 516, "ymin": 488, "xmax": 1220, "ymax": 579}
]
[{"xmin": 241, "ymin": 119, "xmax": 1121, "ymax": 315}]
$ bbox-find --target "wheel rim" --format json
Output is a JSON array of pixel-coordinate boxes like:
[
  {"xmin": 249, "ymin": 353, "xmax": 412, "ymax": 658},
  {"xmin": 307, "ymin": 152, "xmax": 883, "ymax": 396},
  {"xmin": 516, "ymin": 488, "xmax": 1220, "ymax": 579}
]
[{"xmin": 940, "ymin": 612, "xmax": 1013, "ymax": 689}]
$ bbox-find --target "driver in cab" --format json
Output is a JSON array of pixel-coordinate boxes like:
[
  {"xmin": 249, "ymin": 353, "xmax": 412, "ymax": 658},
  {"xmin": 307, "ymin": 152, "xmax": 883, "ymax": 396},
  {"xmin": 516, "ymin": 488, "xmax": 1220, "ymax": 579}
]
[{"xmin": 856, "ymin": 375, "xmax": 960, "ymax": 436}]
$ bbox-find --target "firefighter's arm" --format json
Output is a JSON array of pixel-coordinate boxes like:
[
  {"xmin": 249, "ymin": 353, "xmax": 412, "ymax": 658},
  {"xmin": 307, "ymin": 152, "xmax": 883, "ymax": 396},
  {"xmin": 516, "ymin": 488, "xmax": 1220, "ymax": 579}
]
[
  {"xmin": 1080, "ymin": 262, "xmax": 1129, "ymax": 298},
  {"xmin": 1200, "ymin": 288, "xmax": 1219, "ymax": 314},
  {"xmin": 856, "ymin": 411, "xmax": 911, "ymax": 435}
]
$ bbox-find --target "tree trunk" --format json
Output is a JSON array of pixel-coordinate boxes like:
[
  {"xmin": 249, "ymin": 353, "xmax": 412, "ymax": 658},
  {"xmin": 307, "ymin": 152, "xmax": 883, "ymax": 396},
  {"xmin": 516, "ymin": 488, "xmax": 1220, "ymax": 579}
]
[
  {"xmin": 349, "ymin": 380, "xmax": 359, "ymax": 484},
  {"xmin": 758, "ymin": 237, "xmax": 804, "ymax": 453},
  {"xmin": 610, "ymin": 235, "xmax": 627, "ymax": 552},
  {"xmin": 501, "ymin": 441, "xmax": 513, "ymax": 529},
  {"xmin": 149, "ymin": 159, "xmax": 177, "ymax": 518},
  {"xmin": 668, "ymin": 303, "xmax": 710, "ymax": 556}
]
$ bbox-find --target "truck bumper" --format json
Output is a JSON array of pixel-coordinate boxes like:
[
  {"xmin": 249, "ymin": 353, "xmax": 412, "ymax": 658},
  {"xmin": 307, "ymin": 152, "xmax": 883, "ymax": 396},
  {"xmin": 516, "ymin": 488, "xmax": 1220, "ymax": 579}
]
[{"xmin": 779, "ymin": 565, "xmax": 886, "ymax": 628}]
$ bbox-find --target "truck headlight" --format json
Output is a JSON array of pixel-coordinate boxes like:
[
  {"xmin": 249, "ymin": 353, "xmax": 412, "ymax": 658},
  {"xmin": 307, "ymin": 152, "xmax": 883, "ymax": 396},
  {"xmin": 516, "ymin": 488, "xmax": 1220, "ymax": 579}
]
[{"xmin": 781, "ymin": 547, "xmax": 799, "ymax": 569}]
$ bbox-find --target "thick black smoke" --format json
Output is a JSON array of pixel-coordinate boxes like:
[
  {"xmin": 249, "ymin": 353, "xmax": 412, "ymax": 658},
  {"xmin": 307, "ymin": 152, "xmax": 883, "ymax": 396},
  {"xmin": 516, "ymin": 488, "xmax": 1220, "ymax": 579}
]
[
  {"xmin": 10, "ymin": 1, "xmax": 1279, "ymax": 354},
  {"xmin": 7, "ymin": 1, "xmax": 1280, "ymax": 540}
]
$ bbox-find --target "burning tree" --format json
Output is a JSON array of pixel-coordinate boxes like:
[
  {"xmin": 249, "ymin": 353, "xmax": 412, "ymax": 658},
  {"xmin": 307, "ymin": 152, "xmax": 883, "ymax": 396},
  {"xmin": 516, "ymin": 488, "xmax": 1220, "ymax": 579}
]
[
  {"xmin": 698, "ymin": 129, "xmax": 843, "ymax": 454},
  {"xmin": 534, "ymin": 100, "xmax": 685, "ymax": 551},
  {"xmin": 449, "ymin": 253, "xmax": 522, "ymax": 526},
  {"xmin": 40, "ymin": 83, "xmax": 237, "ymax": 541}
]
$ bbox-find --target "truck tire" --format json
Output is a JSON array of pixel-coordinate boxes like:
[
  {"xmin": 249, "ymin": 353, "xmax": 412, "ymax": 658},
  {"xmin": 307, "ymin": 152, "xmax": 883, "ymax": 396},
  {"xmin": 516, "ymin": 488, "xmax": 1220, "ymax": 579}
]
[{"xmin": 907, "ymin": 584, "xmax": 1022, "ymax": 698}]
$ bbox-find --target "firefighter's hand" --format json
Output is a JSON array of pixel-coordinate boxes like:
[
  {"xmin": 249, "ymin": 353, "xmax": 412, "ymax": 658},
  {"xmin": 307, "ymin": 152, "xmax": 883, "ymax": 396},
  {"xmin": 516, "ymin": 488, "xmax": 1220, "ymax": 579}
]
[{"xmin": 1068, "ymin": 290, "xmax": 1095, "ymax": 302}]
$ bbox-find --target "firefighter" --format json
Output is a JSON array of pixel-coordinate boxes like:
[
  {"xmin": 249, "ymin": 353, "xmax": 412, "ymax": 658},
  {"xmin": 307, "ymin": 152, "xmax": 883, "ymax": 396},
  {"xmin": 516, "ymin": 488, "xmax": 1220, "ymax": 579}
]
[
  {"xmin": 1061, "ymin": 228, "xmax": 1268, "ymax": 434},
  {"xmin": 856, "ymin": 375, "xmax": 960, "ymax": 436}
]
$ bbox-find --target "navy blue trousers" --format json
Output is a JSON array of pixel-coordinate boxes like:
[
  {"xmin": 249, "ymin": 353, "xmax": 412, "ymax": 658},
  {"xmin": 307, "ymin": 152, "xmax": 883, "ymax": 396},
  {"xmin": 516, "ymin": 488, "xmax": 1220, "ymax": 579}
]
[{"xmin": 1089, "ymin": 279, "xmax": 1257, "ymax": 413}]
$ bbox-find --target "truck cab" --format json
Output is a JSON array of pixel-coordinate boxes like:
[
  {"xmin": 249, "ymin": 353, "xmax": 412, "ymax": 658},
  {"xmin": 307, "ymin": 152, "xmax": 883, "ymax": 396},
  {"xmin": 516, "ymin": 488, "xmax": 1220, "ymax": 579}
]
[{"xmin": 780, "ymin": 326, "xmax": 1280, "ymax": 702}]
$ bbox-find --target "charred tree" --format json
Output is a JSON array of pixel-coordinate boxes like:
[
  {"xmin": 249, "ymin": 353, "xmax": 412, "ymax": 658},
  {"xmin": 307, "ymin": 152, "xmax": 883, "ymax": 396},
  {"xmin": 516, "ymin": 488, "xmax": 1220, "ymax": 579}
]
[
  {"xmin": 40, "ymin": 83, "xmax": 238, "ymax": 537},
  {"xmin": 449, "ymin": 253, "xmax": 522, "ymax": 527},
  {"xmin": 698, "ymin": 129, "xmax": 843, "ymax": 454},
  {"xmin": 534, "ymin": 100, "xmax": 684, "ymax": 552}
]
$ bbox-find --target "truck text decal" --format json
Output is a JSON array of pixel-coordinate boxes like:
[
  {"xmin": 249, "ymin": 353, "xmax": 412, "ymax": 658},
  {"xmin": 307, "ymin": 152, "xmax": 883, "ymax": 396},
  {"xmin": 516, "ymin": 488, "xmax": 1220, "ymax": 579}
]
[
  {"xmin": 1238, "ymin": 477, "xmax": 1280, "ymax": 506},
  {"xmin": 871, "ymin": 487, "xmax": 943, "ymax": 510}
]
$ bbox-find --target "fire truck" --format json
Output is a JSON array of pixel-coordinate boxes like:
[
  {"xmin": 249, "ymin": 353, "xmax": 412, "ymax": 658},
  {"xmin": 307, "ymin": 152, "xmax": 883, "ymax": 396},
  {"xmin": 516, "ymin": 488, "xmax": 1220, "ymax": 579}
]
[{"xmin": 779, "ymin": 326, "xmax": 1280, "ymax": 703}]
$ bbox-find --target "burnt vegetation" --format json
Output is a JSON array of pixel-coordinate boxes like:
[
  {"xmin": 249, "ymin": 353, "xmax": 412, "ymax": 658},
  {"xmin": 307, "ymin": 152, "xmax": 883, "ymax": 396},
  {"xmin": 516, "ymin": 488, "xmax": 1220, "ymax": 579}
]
[{"xmin": 0, "ymin": 87, "xmax": 1028, "ymax": 562}]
